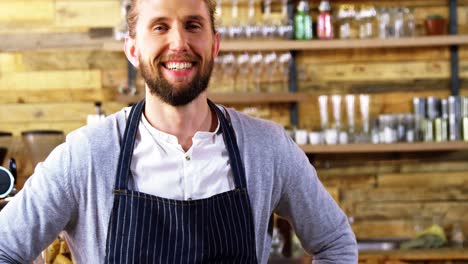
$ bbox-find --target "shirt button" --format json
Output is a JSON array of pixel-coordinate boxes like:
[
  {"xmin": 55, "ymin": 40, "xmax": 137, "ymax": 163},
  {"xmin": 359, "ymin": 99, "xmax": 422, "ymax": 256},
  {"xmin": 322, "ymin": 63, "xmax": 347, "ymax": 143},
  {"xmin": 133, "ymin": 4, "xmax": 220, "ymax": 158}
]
[{"xmin": 185, "ymin": 156, "xmax": 191, "ymax": 161}]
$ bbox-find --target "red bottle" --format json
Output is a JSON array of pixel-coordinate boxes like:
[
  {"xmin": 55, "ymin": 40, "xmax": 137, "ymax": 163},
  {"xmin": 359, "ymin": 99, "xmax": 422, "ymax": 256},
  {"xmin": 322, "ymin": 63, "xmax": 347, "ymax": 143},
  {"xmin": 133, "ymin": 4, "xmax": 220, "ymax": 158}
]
[{"xmin": 317, "ymin": 0, "xmax": 334, "ymax": 39}]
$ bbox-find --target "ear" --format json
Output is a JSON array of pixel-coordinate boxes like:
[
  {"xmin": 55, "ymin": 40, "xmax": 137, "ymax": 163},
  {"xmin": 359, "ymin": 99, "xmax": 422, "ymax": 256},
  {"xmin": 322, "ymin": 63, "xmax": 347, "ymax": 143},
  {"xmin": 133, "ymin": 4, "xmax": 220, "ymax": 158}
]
[
  {"xmin": 124, "ymin": 36, "xmax": 140, "ymax": 68},
  {"xmin": 212, "ymin": 32, "xmax": 220, "ymax": 58}
]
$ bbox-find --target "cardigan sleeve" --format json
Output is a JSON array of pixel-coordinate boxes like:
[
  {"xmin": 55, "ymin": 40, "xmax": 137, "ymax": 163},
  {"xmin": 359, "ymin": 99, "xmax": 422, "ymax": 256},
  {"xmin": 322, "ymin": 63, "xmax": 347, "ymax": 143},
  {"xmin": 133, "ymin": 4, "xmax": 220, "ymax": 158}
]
[
  {"xmin": 0, "ymin": 141, "xmax": 77, "ymax": 263},
  {"xmin": 274, "ymin": 133, "xmax": 358, "ymax": 263}
]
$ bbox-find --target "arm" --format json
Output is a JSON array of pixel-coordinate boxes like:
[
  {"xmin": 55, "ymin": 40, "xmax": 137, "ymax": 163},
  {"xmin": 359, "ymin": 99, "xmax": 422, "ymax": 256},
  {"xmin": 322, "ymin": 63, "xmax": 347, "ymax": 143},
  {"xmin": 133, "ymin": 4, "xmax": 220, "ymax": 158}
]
[
  {"xmin": 274, "ymin": 135, "xmax": 358, "ymax": 263},
  {"xmin": 0, "ymin": 142, "xmax": 77, "ymax": 263}
]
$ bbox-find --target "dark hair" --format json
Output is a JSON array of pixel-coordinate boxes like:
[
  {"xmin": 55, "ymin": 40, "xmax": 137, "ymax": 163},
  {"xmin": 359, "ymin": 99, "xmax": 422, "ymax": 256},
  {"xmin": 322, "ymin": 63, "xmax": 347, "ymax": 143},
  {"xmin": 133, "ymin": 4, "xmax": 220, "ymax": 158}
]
[{"xmin": 127, "ymin": 0, "xmax": 217, "ymax": 38}]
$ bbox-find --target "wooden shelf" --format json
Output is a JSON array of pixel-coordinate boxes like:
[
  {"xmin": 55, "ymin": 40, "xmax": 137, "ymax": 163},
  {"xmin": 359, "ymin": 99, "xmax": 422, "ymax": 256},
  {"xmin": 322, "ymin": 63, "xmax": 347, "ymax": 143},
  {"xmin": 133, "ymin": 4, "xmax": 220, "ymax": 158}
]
[
  {"xmin": 218, "ymin": 35, "xmax": 468, "ymax": 51},
  {"xmin": 2, "ymin": 33, "xmax": 468, "ymax": 52},
  {"xmin": 300, "ymin": 141, "xmax": 468, "ymax": 154},
  {"xmin": 116, "ymin": 92, "xmax": 308, "ymax": 105}
]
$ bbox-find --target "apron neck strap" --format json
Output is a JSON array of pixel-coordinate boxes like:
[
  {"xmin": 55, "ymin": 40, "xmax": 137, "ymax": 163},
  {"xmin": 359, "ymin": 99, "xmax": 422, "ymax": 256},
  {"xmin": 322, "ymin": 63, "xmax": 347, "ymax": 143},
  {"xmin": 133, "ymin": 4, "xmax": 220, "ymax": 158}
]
[
  {"xmin": 208, "ymin": 100, "xmax": 246, "ymax": 189},
  {"xmin": 114, "ymin": 100, "xmax": 145, "ymax": 190}
]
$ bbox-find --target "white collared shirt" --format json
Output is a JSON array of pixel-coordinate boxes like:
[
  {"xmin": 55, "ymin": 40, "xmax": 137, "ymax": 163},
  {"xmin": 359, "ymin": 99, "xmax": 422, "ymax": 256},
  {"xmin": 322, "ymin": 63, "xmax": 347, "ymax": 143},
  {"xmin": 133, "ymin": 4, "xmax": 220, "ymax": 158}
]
[{"xmin": 129, "ymin": 109, "xmax": 234, "ymax": 200}]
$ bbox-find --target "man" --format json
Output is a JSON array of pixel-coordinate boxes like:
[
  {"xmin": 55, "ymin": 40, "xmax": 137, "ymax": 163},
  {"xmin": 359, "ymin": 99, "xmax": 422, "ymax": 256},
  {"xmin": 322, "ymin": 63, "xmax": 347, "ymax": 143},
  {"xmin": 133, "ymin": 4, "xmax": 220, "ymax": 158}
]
[{"xmin": 0, "ymin": 0, "xmax": 357, "ymax": 263}]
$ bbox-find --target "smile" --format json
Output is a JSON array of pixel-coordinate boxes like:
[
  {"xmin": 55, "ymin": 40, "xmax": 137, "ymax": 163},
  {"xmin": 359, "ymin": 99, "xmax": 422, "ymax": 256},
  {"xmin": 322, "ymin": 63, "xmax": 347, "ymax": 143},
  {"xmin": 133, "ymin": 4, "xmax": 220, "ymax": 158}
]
[{"xmin": 163, "ymin": 62, "xmax": 194, "ymax": 71}]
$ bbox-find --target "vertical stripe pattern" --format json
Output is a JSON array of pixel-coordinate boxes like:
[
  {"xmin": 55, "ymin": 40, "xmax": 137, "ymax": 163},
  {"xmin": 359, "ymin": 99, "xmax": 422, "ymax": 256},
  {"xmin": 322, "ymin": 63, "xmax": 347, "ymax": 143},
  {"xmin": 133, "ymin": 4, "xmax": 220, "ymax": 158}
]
[{"xmin": 104, "ymin": 100, "xmax": 257, "ymax": 263}]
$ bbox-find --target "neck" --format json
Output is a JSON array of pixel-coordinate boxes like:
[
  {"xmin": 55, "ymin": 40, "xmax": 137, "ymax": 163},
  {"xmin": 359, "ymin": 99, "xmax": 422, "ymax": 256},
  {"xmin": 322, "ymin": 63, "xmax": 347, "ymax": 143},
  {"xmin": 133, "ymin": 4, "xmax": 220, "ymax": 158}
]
[{"xmin": 143, "ymin": 88, "xmax": 217, "ymax": 151}]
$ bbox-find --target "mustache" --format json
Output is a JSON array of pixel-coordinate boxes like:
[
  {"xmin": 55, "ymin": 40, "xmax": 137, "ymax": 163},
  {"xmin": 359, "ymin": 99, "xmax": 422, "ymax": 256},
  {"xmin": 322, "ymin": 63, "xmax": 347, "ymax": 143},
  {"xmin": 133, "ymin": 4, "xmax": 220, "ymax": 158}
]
[{"xmin": 157, "ymin": 54, "xmax": 200, "ymax": 63}]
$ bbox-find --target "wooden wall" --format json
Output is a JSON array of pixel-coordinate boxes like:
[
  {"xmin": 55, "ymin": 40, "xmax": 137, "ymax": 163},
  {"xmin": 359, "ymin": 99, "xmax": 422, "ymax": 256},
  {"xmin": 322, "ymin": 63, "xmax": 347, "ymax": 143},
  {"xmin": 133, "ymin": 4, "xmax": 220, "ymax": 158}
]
[{"xmin": 1, "ymin": 0, "xmax": 468, "ymax": 243}]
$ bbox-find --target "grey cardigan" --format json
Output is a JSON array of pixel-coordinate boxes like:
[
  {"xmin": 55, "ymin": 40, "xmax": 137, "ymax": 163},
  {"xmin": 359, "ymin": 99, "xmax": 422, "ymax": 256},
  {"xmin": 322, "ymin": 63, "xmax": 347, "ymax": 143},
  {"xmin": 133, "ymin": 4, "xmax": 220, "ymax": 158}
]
[{"xmin": 0, "ymin": 106, "xmax": 357, "ymax": 263}]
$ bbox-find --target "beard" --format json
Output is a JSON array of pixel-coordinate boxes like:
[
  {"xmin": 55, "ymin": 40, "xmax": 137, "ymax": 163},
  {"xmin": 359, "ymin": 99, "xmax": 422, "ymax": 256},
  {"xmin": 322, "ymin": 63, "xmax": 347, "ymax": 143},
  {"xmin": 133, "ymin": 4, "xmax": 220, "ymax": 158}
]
[{"xmin": 139, "ymin": 54, "xmax": 214, "ymax": 106}]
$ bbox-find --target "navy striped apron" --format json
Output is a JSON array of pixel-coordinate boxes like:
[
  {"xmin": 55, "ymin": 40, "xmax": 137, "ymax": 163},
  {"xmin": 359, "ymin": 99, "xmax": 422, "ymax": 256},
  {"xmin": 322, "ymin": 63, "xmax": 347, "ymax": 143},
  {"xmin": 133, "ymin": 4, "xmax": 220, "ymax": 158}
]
[{"xmin": 104, "ymin": 100, "xmax": 258, "ymax": 263}]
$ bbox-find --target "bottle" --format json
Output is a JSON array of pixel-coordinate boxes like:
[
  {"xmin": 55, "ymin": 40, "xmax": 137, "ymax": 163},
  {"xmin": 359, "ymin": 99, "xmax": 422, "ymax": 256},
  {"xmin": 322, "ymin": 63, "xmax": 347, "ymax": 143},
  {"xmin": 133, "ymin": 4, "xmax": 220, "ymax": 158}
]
[
  {"xmin": 294, "ymin": 0, "xmax": 313, "ymax": 40},
  {"xmin": 317, "ymin": 0, "xmax": 334, "ymax": 39}
]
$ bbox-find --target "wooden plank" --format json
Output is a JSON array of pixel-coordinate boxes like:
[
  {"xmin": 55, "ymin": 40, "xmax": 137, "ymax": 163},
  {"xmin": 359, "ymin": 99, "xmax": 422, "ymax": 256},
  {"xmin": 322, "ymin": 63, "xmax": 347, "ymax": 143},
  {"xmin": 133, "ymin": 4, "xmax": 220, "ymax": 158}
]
[
  {"xmin": 351, "ymin": 220, "xmax": 415, "ymax": 239},
  {"xmin": 316, "ymin": 164, "xmax": 398, "ymax": 177},
  {"xmin": 379, "ymin": 171, "xmax": 468, "ymax": 188},
  {"xmin": 343, "ymin": 187, "xmax": 468, "ymax": 203},
  {"xmin": 0, "ymin": 1, "xmax": 54, "ymax": 22},
  {"xmin": 103, "ymin": 35, "xmax": 468, "ymax": 52},
  {"xmin": 305, "ymin": 61, "xmax": 450, "ymax": 82},
  {"xmin": 321, "ymin": 174, "xmax": 377, "ymax": 189},
  {"xmin": 360, "ymin": 248, "xmax": 468, "ymax": 260},
  {"xmin": 0, "ymin": 122, "xmax": 84, "ymax": 137},
  {"xmin": 401, "ymin": 161, "xmax": 468, "ymax": 173},
  {"xmin": 301, "ymin": 142, "xmax": 468, "ymax": 154},
  {"xmin": 352, "ymin": 201, "xmax": 468, "ymax": 221},
  {"xmin": 0, "ymin": 70, "xmax": 101, "ymax": 91},
  {"xmin": 0, "ymin": 53, "xmax": 24, "ymax": 72},
  {"xmin": 0, "ymin": 102, "xmax": 125, "ymax": 123},
  {"xmin": 55, "ymin": 1, "xmax": 120, "ymax": 28},
  {"xmin": 11, "ymin": 50, "xmax": 126, "ymax": 71},
  {"xmin": 297, "ymin": 48, "xmax": 450, "ymax": 64},
  {"xmin": 0, "ymin": 33, "xmax": 110, "ymax": 52},
  {"xmin": 0, "ymin": 89, "xmax": 103, "ymax": 104}
]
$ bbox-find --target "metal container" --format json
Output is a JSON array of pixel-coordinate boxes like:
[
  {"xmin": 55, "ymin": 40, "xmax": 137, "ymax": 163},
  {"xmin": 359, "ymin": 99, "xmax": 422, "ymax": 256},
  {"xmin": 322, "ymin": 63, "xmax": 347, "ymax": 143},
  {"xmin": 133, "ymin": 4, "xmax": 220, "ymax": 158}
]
[
  {"xmin": 426, "ymin": 96, "xmax": 441, "ymax": 120},
  {"xmin": 413, "ymin": 97, "xmax": 427, "ymax": 117},
  {"xmin": 434, "ymin": 118, "xmax": 448, "ymax": 142},
  {"xmin": 21, "ymin": 130, "xmax": 65, "ymax": 167}
]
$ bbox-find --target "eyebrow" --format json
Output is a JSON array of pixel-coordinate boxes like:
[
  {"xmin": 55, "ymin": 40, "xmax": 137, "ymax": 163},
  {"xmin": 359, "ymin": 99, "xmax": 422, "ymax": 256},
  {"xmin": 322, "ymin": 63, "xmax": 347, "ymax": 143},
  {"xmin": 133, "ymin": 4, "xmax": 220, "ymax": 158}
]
[{"xmin": 147, "ymin": 15, "xmax": 207, "ymax": 25}]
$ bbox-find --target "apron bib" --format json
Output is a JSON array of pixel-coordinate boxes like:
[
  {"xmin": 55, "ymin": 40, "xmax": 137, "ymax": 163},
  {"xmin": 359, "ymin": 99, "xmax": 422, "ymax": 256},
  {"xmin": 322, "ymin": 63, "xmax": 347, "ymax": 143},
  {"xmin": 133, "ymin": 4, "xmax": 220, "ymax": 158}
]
[{"xmin": 104, "ymin": 100, "xmax": 257, "ymax": 263}]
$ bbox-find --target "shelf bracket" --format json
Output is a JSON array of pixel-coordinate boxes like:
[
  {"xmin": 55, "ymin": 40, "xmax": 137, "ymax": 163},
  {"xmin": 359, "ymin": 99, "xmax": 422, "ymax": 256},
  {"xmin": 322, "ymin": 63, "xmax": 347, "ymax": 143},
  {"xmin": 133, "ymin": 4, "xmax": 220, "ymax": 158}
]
[
  {"xmin": 288, "ymin": 0, "xmax": 298, "ymax": 127},
  {"xmin": 449, "ymin": 0, "xmax": 459, "ymax": 96}
]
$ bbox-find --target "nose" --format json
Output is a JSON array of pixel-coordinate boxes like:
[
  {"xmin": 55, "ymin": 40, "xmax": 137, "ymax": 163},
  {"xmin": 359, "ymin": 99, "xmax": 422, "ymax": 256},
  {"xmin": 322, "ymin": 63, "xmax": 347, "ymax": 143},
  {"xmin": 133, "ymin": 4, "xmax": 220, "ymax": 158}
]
[{"xmin": 168, "ymin": 24, "xmax": 189, "ymax": 52}]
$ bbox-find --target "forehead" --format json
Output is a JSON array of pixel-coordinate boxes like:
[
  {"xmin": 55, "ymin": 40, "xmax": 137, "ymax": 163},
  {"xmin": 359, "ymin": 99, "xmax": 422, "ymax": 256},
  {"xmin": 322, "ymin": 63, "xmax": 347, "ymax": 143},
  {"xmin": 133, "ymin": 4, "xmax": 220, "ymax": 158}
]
[{"xmin": 137, "ymin": 0, "xmax": 210, "ymax": 22}]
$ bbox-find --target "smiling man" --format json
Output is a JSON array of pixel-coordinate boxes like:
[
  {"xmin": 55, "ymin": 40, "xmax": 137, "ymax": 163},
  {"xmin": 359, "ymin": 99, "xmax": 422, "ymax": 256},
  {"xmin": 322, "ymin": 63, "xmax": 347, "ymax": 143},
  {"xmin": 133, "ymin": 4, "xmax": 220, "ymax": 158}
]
[{"xmin": 0, "ymin": 0, "xmax": 357, "ymax": 263}]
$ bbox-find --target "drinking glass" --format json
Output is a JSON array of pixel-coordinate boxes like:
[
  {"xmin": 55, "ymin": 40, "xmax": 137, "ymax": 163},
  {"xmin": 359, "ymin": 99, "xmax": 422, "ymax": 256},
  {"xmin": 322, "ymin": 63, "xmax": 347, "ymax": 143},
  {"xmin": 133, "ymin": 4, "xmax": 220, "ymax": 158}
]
[
  {"xmin": 261, "ymin": 0, "xmax": 277, "ymax": 38},
  {"xmin": 244, "ymin": 0, "xmax": 260, "ymax": 39},
  {"xmin": 359, "ymin": 94, "xmax": 371, "ymax": 135},
  {"xmin": 277, "ymin": 0, "xmax": 294, "ymax": 39},
  {"xmin": 345, "ymin": 94, "xmax": 356, "ymax": 142},
  {"xmin": 331, "ymin": 95, "xmax": 342, "ymax": 130},
  {"xmin": 221, "ymin": 53, "xmax": 236, "ymax": 91},
  {"xmin": 236, "ymin": 52, "xmax": 251, "ymax": 92},
  {"xmin": 215, "ymin": 0, "xmax": 228, "ymax": 39},
  {"xmin": 318, "ymin": 95, "xmax": 329, "ymax": 131},
  {"xmin": 229, "ymin": 0, "xmax": 243, "ymax": 39},
  {"xmin": 249, "ymin": 52, "xmax": 264, "ymax": 92},
  {"xmin": 278, "ymin": 52, "xmax": 292, "ymax": 92},
  {"xmin": 263, "ymin": 52, "xmax": 278, "ymax": 92}
]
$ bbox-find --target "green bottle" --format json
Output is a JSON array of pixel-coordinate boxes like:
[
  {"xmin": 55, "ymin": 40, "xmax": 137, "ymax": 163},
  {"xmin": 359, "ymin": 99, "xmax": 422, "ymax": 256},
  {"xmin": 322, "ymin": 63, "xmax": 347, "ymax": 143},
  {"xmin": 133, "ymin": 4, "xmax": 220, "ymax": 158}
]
[{"xmin": 295, "ymin": 0, "xmax": 313, "ymax": 40}]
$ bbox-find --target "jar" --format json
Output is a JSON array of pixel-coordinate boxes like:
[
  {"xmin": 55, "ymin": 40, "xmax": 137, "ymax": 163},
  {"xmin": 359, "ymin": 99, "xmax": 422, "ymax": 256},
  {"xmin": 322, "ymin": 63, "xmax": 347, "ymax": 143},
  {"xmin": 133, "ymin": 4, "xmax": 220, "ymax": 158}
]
[
  {"xmin": 379, "ymin": 115, "xmax": 397, "ymax": 144},
  {"xmin": 357, "ymin": 5, "xmax": 376, "ymax": 39},
  {"xmin": 377, "ymin": 7, "xmax": 391, "ymax": 38},
  {"xmin": 337, "ymin": 5, "xmax": 357, "ymax": 39}
]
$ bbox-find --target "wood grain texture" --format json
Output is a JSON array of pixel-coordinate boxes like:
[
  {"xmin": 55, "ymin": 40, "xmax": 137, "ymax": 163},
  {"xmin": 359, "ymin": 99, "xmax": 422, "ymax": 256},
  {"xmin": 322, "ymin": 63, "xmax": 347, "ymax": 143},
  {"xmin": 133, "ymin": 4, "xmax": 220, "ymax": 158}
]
[
  {"xmin": 55, "ymin": 1, "xmax": 120, "ymax": 28},
  {"xmin": 0, "ymin": 70, "xmax": 101, "ymax": 91},
  {"xmin": 0, "ymin": 1, "xmax": 54, "ymax": 22}
]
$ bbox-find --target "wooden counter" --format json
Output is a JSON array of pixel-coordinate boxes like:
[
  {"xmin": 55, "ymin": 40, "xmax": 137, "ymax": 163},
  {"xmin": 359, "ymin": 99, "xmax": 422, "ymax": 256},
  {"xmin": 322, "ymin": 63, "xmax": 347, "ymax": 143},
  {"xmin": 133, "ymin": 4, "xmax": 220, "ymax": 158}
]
[
  {"xmin": 270, "ymin": 248, "xmax": 468, "ymax": 263},
  {"xmin": 359, "ymin": 248, "xmax": 468, "ymax": 263}
]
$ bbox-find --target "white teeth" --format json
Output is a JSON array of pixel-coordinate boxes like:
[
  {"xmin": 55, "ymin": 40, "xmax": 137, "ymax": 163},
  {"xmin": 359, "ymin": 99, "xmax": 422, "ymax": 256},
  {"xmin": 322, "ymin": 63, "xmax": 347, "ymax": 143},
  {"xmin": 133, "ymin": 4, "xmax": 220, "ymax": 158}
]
[{"xmin": 166, "ymin": 62, "xmax": 193, "ymax": 70}]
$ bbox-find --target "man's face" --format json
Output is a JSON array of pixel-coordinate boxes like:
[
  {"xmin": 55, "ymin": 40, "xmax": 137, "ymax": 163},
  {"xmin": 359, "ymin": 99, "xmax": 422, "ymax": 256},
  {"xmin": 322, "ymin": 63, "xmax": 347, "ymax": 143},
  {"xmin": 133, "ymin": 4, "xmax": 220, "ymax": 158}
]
[{"xmin": 131, "ymin": 0, "xmax": 219, "ymax": 106}]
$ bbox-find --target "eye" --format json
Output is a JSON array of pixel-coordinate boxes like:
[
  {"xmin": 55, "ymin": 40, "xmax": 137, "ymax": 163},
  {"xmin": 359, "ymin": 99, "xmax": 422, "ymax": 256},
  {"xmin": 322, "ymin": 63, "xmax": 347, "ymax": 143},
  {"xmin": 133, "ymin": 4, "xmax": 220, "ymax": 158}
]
[
  {"xmin": 152, "ymin": 24, "xmax": 168, "ymax": 32},
  {"xmin": 186, "ymin": 22, "xmax": 202, "ymax": 31}
]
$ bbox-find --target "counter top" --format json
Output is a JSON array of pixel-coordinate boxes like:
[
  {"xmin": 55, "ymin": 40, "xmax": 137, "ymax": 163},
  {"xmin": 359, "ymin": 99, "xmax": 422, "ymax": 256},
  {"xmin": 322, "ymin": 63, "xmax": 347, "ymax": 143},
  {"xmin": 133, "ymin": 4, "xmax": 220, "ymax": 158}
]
[
  {"xmin": 359, "ymin": 247, "xmax": 468, "ymax": 260},
  {"xmin": 269, "ymin": 248, "xmax": 468, "ymax": 263}
]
